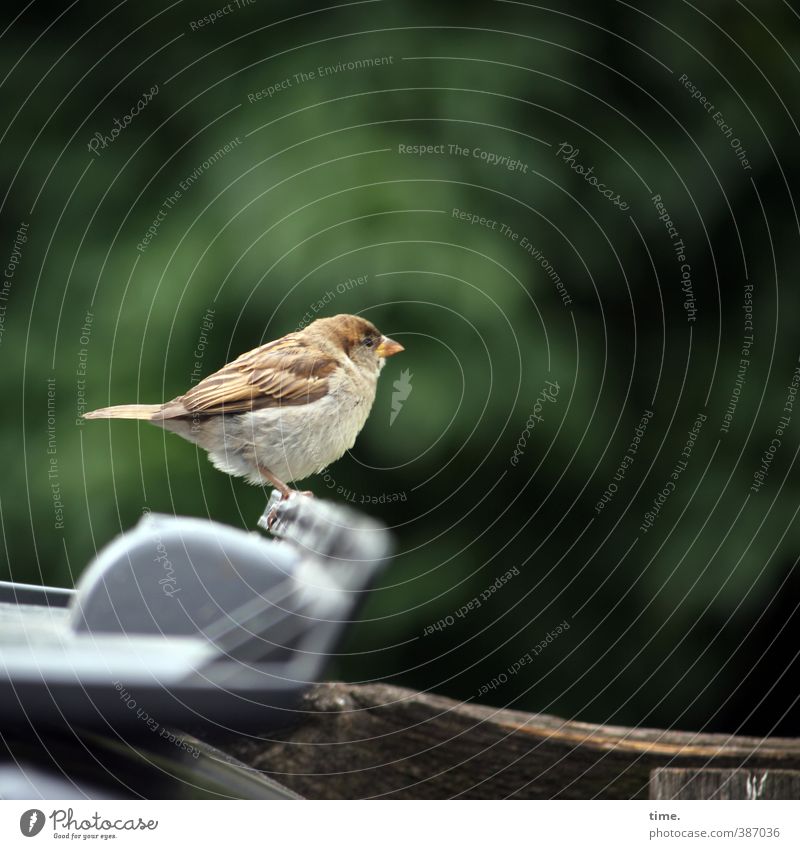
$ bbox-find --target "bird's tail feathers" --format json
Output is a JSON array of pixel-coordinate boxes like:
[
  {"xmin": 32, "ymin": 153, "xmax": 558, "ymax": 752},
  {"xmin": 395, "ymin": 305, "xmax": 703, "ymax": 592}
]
[{"xmin": 83, "ymin": 403, "xmax": 163, "ymax": 420}]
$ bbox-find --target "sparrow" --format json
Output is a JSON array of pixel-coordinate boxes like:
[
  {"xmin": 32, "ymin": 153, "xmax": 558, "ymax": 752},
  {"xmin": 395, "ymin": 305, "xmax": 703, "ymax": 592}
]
[{"xmin": 83, "ymin": 314, "xmax": 404, "ymax": 497}]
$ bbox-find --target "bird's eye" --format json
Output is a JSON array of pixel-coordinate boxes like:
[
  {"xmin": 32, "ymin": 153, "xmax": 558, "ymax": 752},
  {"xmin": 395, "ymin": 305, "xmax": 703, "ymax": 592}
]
[{"xmin": 362, "ymin": 336, "xmax": 375, "ymax": 348}]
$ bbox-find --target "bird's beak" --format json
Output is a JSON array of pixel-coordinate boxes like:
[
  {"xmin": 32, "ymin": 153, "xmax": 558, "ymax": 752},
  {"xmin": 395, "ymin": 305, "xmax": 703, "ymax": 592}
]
[{"xmin": 376, "ymin": 336, "xmax": 404, "ymax": 358}]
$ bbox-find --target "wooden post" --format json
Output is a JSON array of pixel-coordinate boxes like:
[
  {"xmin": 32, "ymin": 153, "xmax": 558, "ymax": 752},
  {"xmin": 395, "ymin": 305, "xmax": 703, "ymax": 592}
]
[{"xmin": 650, "ymin": 767, "xmax": 800, "ymax": 800}]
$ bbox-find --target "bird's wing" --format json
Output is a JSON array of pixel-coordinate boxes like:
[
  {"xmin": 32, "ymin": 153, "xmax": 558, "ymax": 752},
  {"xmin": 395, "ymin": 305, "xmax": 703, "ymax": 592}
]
[{"xmin": 162, "ymin": 334, "xmax": 338, "ymax": 417}]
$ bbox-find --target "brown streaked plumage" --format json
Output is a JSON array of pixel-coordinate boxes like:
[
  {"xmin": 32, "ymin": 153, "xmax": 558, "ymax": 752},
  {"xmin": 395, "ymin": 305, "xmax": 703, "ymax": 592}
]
[{"xmin": 84, "ymin": 314, "xmax": 404, "ymax": 496}]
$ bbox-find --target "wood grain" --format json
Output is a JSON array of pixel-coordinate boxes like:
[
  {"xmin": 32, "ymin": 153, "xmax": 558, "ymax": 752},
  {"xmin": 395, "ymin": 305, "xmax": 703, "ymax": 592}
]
[
  {"xmin": 650, "ymin": 767, "xmax": 800, "ymax": 800},
  {"xmin": 211, "ymin": 682, "xmax": 800, "ymax": 799}
]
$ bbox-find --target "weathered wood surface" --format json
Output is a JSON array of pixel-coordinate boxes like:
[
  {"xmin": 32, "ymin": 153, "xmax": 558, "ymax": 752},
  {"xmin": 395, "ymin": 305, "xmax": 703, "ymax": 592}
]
[
  {"xmin": 215, "ymin": 682, "xmax": 800, "ymax": 799},
  {"xmin": 650, "ymin": 767, "xmax": 800, "ymax": 800}
]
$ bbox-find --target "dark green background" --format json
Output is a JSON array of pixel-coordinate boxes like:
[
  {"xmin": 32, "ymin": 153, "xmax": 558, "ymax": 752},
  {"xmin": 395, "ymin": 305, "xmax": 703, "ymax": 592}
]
[{"xmin": 1, "ymin": 0, "xmax": 799, "ymax": 736}]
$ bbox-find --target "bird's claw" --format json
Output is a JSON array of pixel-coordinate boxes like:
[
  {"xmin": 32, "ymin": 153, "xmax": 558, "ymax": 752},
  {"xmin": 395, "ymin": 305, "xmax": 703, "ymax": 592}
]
[
  {"xmin": 267, "ymin": 488, "xmax": 313, "ymax": 532},
  {"xmin": 278, "ymin": 488, "xmax": 314, "ymax": 500}
]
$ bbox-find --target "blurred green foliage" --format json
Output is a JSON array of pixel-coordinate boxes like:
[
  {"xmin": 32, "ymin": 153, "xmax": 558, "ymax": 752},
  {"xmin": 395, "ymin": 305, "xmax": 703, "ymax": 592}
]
[{"xmin": 1, "ymin": 0, "xmax": 799, "ymax": 735}]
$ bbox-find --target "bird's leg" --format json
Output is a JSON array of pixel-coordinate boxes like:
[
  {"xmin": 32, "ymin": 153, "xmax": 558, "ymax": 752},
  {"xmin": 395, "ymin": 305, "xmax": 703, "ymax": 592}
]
[
  {"xmin": 255, "ymin": 463, "xmax": 315, "ymax": 500},
  {"xmin": 256, "ymin": 464, "xmax": 293, "ymax": 499},
  {"xmin": 257, "ymin": 465, "xmax": 316, "ymax": 530}
]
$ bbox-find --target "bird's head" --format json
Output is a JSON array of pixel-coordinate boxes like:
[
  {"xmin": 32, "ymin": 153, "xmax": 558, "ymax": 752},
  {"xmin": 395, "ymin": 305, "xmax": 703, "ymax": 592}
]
[{"xmin": 311, "ymin": 314, "xmax": 404, "ymax": 372}]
